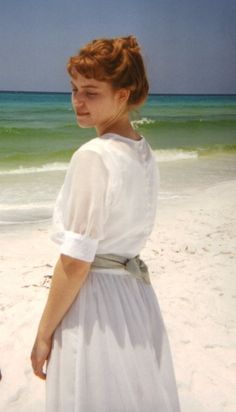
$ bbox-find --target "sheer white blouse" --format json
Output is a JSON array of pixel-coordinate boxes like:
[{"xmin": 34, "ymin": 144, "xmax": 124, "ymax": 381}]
[{"xmin": 51, "ymin": 133, "xmax": 159, "ymax": 262}]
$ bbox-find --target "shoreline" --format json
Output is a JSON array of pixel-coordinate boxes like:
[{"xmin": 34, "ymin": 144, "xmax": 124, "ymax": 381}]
[{"xmin": 1, "ymin": 152, "xmax": 236, "ymax": 229}]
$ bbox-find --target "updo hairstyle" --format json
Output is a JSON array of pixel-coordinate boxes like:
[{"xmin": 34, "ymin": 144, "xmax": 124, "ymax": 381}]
[{"xmin": 67, "ymin": 35, "xmax": 149, "ymax": 109}]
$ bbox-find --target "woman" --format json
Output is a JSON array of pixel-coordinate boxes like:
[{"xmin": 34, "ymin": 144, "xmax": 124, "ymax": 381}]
[{"xmin": 31, "ymin": 35, "xmax": 181, "ymax": 411}]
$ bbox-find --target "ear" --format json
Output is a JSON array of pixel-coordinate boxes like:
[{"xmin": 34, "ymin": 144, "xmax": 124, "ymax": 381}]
[{"xmin": 117, "ymin": 88, "xmax": 130, "ymax": 104}]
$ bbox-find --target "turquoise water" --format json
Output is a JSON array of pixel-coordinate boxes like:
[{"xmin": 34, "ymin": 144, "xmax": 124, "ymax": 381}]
[
  {"xmin": 0, "ymin": 92, "xmax": 236, "ymax": 224},
  {"xmin": 1, "ymin": 92, "xmax": 236, "ymax": 169}
]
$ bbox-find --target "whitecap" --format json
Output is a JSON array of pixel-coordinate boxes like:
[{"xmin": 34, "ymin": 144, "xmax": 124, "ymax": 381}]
[
  {"xmin": 153, "ymin": 149, "xmax": 198, "ymax": 162},
  {"xmin": 0, "ymin": 162, "xmax": 68, "ymax": 176}
]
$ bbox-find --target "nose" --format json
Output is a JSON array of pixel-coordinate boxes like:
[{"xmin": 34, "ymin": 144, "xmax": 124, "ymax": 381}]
[
  {"xmin": 72, "ymin": 92, "xmax": 87, "ymax": 111},
  {"xmin": 72, "ymin": 91, "xmax": 84, "ymax": 103}
]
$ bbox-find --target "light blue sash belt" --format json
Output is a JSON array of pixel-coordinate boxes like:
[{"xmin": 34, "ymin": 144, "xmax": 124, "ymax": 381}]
[{"xmin": 92, "ymin": 254, "xmax": 151, "ymax": 284}]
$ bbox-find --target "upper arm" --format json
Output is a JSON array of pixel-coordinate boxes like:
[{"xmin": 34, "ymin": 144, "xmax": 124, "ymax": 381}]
[{"xmin": 52, "ymin": 149, "xmax": 109, "ymax": 263}]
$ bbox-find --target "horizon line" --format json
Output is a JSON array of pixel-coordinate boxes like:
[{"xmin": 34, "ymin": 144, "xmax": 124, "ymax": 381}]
[{"xmin": 0, "ymin": 90, "xmax": 236, "ymax": 96}]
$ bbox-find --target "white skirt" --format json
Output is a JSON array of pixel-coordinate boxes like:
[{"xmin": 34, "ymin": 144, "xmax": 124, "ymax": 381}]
[{"xmin": 45, "ymin": 269, "xmax": 181, "ymax": 412}]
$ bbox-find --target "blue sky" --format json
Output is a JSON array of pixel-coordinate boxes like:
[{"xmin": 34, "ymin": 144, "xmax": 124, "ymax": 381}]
[{"xmin": 0, "ymin": 0, "xmax": 235, "ymax": 94}]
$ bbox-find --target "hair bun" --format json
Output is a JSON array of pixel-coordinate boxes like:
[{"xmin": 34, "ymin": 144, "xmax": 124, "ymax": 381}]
[{"xmin": 120, "ymin": 35, "xmax": 140, "ymax": 52}]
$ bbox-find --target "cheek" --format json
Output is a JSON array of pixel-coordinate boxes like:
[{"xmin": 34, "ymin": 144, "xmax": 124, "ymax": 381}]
[
  {"xmin": 71, "ymin": 95, "xmax": 77, "ymax": 109},
  {"xmin": 97, "ymin": 98, "xmax": 115, "ymax": 114}
]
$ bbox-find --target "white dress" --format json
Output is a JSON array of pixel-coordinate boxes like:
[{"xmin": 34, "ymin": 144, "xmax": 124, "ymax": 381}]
[{"xmin": 46, "ymin": 133, "xmax": 181, "ymax": 412}]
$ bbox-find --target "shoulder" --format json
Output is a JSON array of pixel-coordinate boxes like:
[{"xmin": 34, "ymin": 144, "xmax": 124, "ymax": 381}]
[
  {"xmin": 68, "ymin": 138, "xmax": 103, "ymax": 163},
  {"xmin": 76, "ymin": 136, "xmax": 112, "ymax": 156},
  {"xmin": 70, "ymin": 136, "xmax": 119, "ymax": 167},
  {"xmin": 67, "ymin": 138, "xmax": 111, "ymax": 176}
]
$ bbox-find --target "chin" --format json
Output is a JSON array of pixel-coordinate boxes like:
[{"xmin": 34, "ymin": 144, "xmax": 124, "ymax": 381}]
[{"xmin": 76, "ymin": 119, "xmax": 94, "ymax": 128}]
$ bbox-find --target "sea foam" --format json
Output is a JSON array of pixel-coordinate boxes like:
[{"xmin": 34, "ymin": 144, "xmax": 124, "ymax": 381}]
[
  {"xmin": 154, "ymin": 149, "xmax": 198, "ymax": 162},
  {"xmin": 0, "ymin": 162, "xmax": 68, "ymax": 176},
  {"xmin": 132, "ymin": 117, "xmax": 155, "ymax": 127},
  {"xmin": 0, "ymin": 150, "xmax": 199, "ymax": 177}
]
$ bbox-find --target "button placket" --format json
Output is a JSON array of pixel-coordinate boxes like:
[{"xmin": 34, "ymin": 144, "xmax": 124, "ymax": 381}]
[
  {"xmin": 137, "ymin": 145, "xmax": 154, "ymax": 236},
  {"xmin": 144, "ymin": 150, "xmax": 156, "ymax": 232},
  {"xmin": 141, "ymin": 155, "xmax": 151, "ymax": 236}
]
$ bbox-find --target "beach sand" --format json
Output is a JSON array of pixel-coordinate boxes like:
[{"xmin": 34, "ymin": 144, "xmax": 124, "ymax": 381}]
[{"xmin": 0, "ymin": 169, "xmax": 235, "ymax": 411}]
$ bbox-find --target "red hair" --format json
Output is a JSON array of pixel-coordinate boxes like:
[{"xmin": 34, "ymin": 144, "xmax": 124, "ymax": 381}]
[{"xmin": 67, "ymin": 35, "xmax": 149, "ymax": 108}]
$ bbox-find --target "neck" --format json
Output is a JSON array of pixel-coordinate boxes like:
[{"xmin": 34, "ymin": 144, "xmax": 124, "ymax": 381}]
[{"xmin": 96, "ymin": 115, "xmax": 141, "ymax": 141}]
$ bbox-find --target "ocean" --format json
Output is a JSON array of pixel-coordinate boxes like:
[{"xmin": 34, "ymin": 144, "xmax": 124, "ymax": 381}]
[{"xmin": 0, "ymin": 92, "xmax": 236, "ymax": 225}]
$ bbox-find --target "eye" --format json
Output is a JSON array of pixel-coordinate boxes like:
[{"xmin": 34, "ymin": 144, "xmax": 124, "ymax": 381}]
[{"xmin": 85, "ymin": 91, "xmax": 98, "ymax": 97}]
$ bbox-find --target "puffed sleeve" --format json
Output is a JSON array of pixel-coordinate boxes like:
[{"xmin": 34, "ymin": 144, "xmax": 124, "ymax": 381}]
[{"xmin": 51, "ymin": 149, "xmax": 109, "ymax": 262}]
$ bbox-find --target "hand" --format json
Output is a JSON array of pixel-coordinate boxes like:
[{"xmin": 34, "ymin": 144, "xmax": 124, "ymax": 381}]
[{"xmin": 30, "ymin": 334, "xmax": 53, "ymax": 380}]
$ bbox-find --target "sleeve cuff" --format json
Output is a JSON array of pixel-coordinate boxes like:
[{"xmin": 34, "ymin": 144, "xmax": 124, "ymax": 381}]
[{"xmin": 55, "ymin": 230, "xmax": 98, "ymax": 262}]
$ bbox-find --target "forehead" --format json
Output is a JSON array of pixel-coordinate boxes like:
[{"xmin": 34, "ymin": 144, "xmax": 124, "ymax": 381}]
[{"xmin": 71, "ymin": 72, "xmax": 109, "ymax": 89}]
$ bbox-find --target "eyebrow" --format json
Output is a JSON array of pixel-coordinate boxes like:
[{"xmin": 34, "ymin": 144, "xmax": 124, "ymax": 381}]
[
  {"xmin": 82, "ymin": 85, "xmax": 99, "ymax": 89},
  {"xmin": 70, "ymin": 81, "xmax": 99, "ymax": 89}
]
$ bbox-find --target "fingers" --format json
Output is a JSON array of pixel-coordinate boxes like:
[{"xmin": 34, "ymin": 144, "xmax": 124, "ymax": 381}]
[
  {"xmin": 31, "ymin": 349, "xmax": 47, "ymax": 381},
  {"xmin": 30, "ymin": 335, "xmax": 52, "ymax": 380},
  {"xmin": 33, "ymin": 368, "xmax": 46, "ymax": 381},
  {"xmin": 31, "ymin": 357, "xmax": 47, "ymax": 380}
]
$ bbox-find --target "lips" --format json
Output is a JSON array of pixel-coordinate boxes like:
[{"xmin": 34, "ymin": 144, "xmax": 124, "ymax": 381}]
[{"xmin": 77, "ymin": 112, "xmax": 89, "ymax": 116}]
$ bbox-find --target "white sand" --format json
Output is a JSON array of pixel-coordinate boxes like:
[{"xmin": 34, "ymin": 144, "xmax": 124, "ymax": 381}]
[{"xmin": 0, "ymin": 178, "xmax": 236, "ymax": 412}]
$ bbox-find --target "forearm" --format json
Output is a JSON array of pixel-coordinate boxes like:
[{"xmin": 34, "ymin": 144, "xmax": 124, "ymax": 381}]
[{"xmin": 36, "ymin": 255, "xmax": 91, "ymax": 340}]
